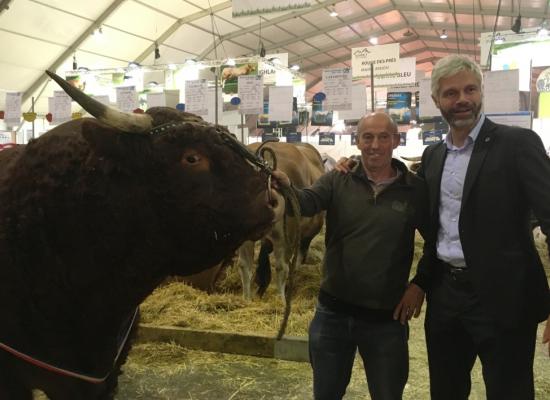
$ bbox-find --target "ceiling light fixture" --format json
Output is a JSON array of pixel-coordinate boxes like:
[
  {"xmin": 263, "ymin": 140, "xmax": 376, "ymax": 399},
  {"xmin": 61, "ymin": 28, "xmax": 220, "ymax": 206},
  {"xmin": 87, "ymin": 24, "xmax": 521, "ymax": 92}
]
[
  {"xmin": 511, "ymin": 1, "xmax": 522, "ymax": 34},
  {"xmin": 440, "ymin": 29, "xmax": 448, "ymax": 39},
  {"xmin": 329, "ymin": 4, "xmax": 338, "ymax": 17},
  {"xmin": 290, "ymin": 64, "xmax": 300, "ymax": 71},
  {"xmin": 154, "ymin": 42, "xmax": 161, "ymax": 60},
  {"xmin": 226, "ymin": 58, "xmax": 236, "ymax": 66},
  {"xmin": 538, "ymin": 20, "xmax": 549, "ymax": 38},
  {"xmin": 511, "ymin": 15, "xmax": 522, "ymax": 33},
  {"xmin": 369, "ymin": 37, "xmax": 378, "ymax": 45}
]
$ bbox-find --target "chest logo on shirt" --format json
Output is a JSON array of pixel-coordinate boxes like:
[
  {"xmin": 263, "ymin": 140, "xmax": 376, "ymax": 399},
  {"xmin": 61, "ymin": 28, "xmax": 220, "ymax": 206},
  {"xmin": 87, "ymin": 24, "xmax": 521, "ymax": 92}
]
[{"xmin": 391, "ymin": 200, "xmax": 407, "ymax": 212}]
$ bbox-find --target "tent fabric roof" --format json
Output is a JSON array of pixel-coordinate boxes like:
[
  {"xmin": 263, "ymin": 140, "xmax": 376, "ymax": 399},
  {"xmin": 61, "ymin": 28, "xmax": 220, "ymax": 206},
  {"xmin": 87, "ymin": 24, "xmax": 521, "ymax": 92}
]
[{"xmin": 1, "ymin": 0, "xmax": 548, "ymax": 113}]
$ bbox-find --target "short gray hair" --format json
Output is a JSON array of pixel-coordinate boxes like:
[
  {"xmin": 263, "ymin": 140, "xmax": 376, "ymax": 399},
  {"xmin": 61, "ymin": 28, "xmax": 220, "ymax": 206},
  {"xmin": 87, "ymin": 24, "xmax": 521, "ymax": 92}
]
[{"xmin": 431, "ymin": 55, "xmax": 482, "ymax": 98}]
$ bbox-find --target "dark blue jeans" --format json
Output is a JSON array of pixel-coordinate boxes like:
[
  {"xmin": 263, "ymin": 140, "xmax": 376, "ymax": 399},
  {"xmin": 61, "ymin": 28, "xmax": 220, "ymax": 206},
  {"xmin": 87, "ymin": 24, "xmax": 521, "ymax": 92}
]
[{"xmin": 309, "ymin": 303, "xmax": 409, "ymax": 400}]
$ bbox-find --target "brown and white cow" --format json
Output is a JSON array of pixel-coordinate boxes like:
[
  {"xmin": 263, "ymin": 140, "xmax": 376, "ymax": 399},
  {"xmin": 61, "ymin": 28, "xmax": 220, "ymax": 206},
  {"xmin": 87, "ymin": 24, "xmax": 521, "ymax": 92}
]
[{"xmin": 238, "ymin": 141, "xmax": 325, "ymax": 301}]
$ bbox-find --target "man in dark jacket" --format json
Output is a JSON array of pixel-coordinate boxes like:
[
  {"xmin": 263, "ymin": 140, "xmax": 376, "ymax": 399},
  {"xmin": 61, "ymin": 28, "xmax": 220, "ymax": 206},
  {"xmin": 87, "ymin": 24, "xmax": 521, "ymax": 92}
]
[
  {"xmin": 273, "ymin": 112, "xmax": 428, "ymax": 400},
  {"xmin": 410, "ymin": 54, "xmax": 550, "ymax": 400}
]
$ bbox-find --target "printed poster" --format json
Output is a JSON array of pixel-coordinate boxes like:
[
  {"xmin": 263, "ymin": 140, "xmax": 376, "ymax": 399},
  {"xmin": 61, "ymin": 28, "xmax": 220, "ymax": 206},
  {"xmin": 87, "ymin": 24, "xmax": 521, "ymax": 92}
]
[
  {"xmin": 311, "ymin": 99, "xmax": 333, "ymax": 126},
  {"xmin": 387, "ymin": 92, "xmax": 412, "ymax": 124}
]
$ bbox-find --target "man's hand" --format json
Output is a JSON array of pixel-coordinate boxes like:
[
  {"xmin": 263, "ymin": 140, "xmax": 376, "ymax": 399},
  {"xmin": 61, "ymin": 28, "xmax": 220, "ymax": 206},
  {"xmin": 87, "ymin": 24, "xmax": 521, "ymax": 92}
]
[
  {"xmin": 271, "ymin": 170, "xmax": 291, "ymax": 190},
  {"xmin": 543, "ymin": 314, "xmax": 550, "ymax": 357},
  {"xmin": 393, "ymin": 283, "xmax": 425, "ymax": 325},
  {"xmin": 334, "ymin": 157, "xmax": 357, "ymax": 174}
]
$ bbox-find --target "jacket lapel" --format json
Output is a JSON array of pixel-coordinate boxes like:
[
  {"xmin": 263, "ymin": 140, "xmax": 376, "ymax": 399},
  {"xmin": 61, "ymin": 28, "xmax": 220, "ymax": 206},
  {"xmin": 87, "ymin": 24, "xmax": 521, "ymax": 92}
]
[
  {"xmin": 427, "ymin": 143, "xmax": 447, "ymax": 219},
  {"xmin": 461, "ymin": 118, "xmax": 496, "ymax": 207}
]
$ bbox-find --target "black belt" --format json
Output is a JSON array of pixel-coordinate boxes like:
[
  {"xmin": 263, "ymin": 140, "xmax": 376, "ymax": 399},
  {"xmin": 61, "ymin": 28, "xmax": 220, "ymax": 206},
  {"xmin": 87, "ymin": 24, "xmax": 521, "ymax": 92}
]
[{"xmin": 438, "ymin": 260, "xmax": 471, "ymax": 284}]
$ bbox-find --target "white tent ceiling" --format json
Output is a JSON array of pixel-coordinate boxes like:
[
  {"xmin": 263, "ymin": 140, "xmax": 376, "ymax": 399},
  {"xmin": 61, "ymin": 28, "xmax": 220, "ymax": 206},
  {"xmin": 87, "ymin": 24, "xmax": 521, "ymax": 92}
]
[{"xmin": 1, "ymin": 0, "xmax": 549, "ymax": 113}]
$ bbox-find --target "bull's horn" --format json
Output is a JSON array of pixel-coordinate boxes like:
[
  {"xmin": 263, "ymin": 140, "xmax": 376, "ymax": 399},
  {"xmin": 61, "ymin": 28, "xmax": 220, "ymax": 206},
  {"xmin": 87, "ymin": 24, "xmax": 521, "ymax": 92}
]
[
  {"xmin": 401, "ymin": 156, "xmax": 422, "ymax": 162},
  {"xmin": 45, "ymin": 70, "xmax": 153, "ymax": 133}
]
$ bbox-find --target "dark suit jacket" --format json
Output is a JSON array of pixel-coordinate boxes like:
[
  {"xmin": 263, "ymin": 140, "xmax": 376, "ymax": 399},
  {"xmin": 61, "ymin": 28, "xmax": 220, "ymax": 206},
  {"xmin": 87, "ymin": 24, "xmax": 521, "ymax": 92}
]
[{"xmin": 414, "ymin": 117, "xmax": 550, "ymax": 327}]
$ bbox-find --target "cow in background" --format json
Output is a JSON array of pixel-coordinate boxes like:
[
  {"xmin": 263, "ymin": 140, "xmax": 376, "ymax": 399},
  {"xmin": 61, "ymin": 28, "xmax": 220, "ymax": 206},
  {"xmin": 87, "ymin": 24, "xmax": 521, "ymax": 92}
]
[{"xmin": 238, "ymin": 142, "xmax": 325, "ymax": 301}]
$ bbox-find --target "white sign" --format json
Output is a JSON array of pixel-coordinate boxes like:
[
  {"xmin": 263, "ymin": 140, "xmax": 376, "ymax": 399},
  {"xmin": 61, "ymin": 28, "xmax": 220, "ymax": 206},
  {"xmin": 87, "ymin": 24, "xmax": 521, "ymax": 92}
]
[
  {"xmin": 185, "ymin": 79, "xmax": 208, "ymax": 116},
  {"xmin": 116, "ymin": 86, "xmax": 137, "ymax": 112},
  {"xmin": 48, "ymin": 91, "xmax": 72, "ymax": 124},
  {"xmin": 351, "ymin": 43, "xmax": 400, "ymax": 79},
  {"xmin": 323, "ymin": 67, "xmax": 352, "ymax": 111},
  {"xmin": 4, "ymin": 92, "xmax": 22, "ymax": 125},
  {"xmin": 232, "ymin": 0, "xmax": 311, "ymax": 17},
  {"xmin": 337, "ymin": 84, "xmax": 368, "ymax": 120},
  {"xmin": 259, "ymin": 53, "xmax": 289, "ymax": 85},
  {"xmin": 483, "ymin": 70, "xmax": 520, "ymax": 113},
  {"xmin": 373, "ymin": 57, "xmax": 416, "ymax": 87},
  {"xmin": 238, "ymin": 75, "xmax": 263, "ymax": 115},
  {"xmin": 419, "ymin": 78, "xmax": 440, "ymax": 118},
  {"xmin": 486, "ymin": 112, "xmax": 532, "ymax": 130},
  {"xmin": 268, "ymin": 86, "xmax": 293, "ymax": 122}
]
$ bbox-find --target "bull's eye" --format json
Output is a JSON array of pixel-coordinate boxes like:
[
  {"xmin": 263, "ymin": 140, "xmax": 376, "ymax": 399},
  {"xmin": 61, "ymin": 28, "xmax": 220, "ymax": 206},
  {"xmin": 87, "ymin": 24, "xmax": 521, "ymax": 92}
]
[
  {"xmin": 185, "ymin": 155, "xmax": 200, "ymax": 163},
  {"xmin": 181, "ymin": 149, "xmax": 210, "ymax": 171}
]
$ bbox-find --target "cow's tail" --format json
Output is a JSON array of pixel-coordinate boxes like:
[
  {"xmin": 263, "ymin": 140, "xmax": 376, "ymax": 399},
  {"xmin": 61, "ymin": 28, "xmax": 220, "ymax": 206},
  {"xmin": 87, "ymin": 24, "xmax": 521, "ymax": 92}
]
[{"xmin": 255, "ymin": 239, "xmax": 273, "ymax": 297}]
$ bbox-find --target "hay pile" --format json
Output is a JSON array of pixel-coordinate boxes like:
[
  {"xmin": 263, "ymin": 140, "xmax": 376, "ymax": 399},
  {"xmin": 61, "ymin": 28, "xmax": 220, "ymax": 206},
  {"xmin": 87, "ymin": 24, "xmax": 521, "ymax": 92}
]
[
  {"xmin": 142, "ymin": 229, "xmax": 549, "ymax": 338},
  {"xmin": 140, "ymin": 232, "xmax": 327, "ymax": 337}
]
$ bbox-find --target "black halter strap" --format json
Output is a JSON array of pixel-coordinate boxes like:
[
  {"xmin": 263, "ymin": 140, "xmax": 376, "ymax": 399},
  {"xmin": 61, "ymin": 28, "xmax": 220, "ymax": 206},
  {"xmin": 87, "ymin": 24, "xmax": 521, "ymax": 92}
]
[{"xmin": 149, "ymin": 121, "xmax": 273, "ymax": 176}]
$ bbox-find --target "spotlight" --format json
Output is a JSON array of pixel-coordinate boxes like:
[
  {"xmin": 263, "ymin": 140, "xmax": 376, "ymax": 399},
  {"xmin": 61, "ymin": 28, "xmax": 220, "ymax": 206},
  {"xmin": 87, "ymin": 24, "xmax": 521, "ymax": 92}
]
[
  {"xmin": 538, "ymin": 21, "xmax": 549, "ymax": 38},
  {"xmin": 290, "ymin": 64, "xmax": 300, "ymax": 71},
  {"xmin": 154, "ymin": 43, "xmax": 161, "ymax": 60},
  {"xmin": 369, "ymin": 37, "xmax": 378, "ymax": 45},
  {"xmin": 439, "ymin": 29, "xmax": 448, "ymax": 39},
  {"xmin": 511, "ymin": 15, "xmax": 521, "ymax": 34}
]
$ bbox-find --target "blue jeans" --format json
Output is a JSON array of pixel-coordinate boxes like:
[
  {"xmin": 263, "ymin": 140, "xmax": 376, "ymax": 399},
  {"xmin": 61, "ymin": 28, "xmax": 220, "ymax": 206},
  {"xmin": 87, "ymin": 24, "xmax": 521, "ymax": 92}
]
[{"xmin": 309, "ymin": 303, "xmax": 409, "ymax": 400}]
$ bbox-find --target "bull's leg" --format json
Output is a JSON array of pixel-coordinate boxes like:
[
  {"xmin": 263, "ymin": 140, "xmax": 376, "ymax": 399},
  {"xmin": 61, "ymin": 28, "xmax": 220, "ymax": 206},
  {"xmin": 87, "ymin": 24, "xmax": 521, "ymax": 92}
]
[
  {"xmin": 273, "ymin": 243, "xmax": 289, "ymax": 303},
  {"xmin": 237, "ymin": 241, "xmax": 255, "ymax": 300}
]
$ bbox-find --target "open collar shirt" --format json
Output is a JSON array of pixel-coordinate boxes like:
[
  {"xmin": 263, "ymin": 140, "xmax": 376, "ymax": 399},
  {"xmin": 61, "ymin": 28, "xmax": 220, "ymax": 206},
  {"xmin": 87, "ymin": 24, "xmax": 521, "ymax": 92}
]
[{"xmin": 437, "ymin": 113, "xmax": 485, "ymax": 267}]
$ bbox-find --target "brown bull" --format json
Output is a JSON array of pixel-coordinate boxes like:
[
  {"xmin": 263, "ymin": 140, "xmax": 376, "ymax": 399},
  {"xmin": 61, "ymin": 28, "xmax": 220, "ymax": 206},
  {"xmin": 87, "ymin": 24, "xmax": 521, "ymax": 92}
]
[
  {"xmin": 238, "ymin": 141, "xmax": 325, "ymax": 301},
  {"xmin": 0, "ymin": 71, "xmax": 278, "ymax": 400}
]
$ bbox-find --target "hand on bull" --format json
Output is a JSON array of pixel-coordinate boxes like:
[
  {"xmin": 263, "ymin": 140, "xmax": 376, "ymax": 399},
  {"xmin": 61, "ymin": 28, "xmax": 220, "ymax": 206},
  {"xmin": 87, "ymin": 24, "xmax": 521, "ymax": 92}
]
[
  {"xmin": 393, "ymin": 283, "xmax": 425, "ymax": 325},
  {"xmin": 543, "ymin": 314, "xmax": 550, "ymax": 357},
  {"xmin": 334, "ymin": 156, "xmax": 357, "ymax": 174},
  {"xmin": 271, "ymin": 169, "xmax": 291, "ymax": 190}
]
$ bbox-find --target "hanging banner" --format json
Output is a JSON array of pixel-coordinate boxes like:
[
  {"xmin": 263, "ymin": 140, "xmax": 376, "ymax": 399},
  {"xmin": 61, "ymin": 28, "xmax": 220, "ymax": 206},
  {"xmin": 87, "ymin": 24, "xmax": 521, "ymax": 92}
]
[
  {"xmin": 319, "ymin": 132, "xmax": 335, "ymax": 145},
  {"xmin": 232, "ymin": 0, "xmax": 311, "ymax": 17},
  {"xmin": 220, "ymin": 62, "xmax": 258, "ymax": 94},
  {"xmin": 268, "ymin": 86, "xmax": 293, "ymax": 121},
  {"xmin": 351, "ymin": 43, "xmax": 400, "ymax": 79},
  {"xmin": 115, "ymin": 86, "xmax": 137, "ymax": 113},
  {"xmin": 4, "ymin": 92, "xmax": 22, "ymax": 126},
  {"xmin": 373, "ymin": 57, "xmax": 416, "ymax": 87},
  {"xmin": 387, "ymin": 92, "xmax": 412, "ymax": 125},
  {"xmin": 185, "ymin": 79, "xmax": 208, "ymax": 116},
  {"xmin": 311, "ymin": 99, "xmax": 333, "ymax": 126},
  {"xmin": 238, "ymin": 75, "xmax": 263, "ymax": 115},
  {"xmin": 323, "ymin": 67, "xmax": 352, "ymax": 111}
]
